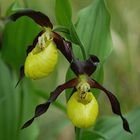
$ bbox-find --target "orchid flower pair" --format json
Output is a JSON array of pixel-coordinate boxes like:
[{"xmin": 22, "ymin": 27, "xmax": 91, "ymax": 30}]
[{"xmin": 7, "ymin": 9, "xmax": 131, "ymax": 133}]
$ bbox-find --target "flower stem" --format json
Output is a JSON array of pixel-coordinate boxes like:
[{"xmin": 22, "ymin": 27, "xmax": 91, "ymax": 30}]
[
  {"xmin": 79, "ymin": 41, "xmax": 86, "ymax": 60},
  {"xmin": 75, "ymin": 127, "xmax": 82, "ymax": 140},
  {"xmin": 71, "ymin": 23, "xmax": 87, "ymax": 60}
]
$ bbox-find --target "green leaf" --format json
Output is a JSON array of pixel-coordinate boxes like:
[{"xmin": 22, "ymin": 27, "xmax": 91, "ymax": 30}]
[
  {"xmin": 94, "ymin": 107, "xmax": 140, "ymax": 140},
  {"xmin": 81, "ymin": 130, "xmax": 106, "ymax": 140},
  {"xmin": 53, "ymin": 25, "xmax": 70, "ymax": 34},
  {"xmin": 74, "ymin": 0, "xmax": 113, "ymax": 61},
  {"xmin": 0, "ymin": 58, "xmax": 39, "ymax": 140},
  {"xmin": 7, "ymin": 1, "xmax": 21, "ymax": 12},
  {"xmin": 55, "ymin": 0, "xmax": 72, "ymax": 27},
  {"xmin": 39, "ymin": 117, "xmax": 70, "ymax": 140},
  {"xmin": 32, "ymin": 87, "xmax": 66, "ymax": 113},
  {"xmin": 1, "ymin": 3, "xmax": 40, "ymax": 71}
]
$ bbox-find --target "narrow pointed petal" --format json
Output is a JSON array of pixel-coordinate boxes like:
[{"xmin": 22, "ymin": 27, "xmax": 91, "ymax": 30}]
[
  {"xmin": 52, "ymin": 32, "xmax": 73, "ymax": 63},
  {"xmin": 7, "ymin": 9, "xmax": 53, "ymax": 28},
  {"xmin": 15, "ymin": 65, "xmax": 24, "ymax": 88},
  {"xmin": 21, "ymin": 78, "xmax": 78, "ymax": 129},
  {"xmin": 88, "ymin": 78, "xmax": 132, "ymax": 133}
]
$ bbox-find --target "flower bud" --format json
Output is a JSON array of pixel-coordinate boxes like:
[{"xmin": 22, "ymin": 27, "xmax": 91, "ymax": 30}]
[
  {"xmin": 24, "ymin": 32, "xmax": 58, "ymax": 79},
  {"xmin": 67, "ymin": 91, "xmax": 98, "ymax": 128}
]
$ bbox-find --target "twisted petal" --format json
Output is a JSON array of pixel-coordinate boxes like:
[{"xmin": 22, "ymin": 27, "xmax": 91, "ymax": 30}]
[
  {"xmin": 88, "ymin": 78, "xmax": 132, "ymax": 133},
  {"xmin": 70, "ymin": 55, "xmax": 99, "ymax": 76},
  {"xmin": 52, "ymin": 32, "xmax": 73, "ymax": 63},
  {"xmin": 52, "ymin": 33, "xmax": 99, "ymax": 76},
  {"xmin": 21, "ymin": 78, "xmax": 78, "ymax": 129},
  {"xmin": 7, "ymin": 9, "xmax": 53, "ymax": 28}
]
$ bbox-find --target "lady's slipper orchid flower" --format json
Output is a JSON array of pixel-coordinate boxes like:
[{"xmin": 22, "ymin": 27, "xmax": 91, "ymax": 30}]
[
  {"xmin": 7, "ymin": 9, "xmax": 73, "ymax": 84},
  {"xmin": 67, "ymin": 91, "xmax": 99, "ymax": 128},
  {"xmin": 7, "ymin": 9, "xmax": 131, "ymax": 133}
]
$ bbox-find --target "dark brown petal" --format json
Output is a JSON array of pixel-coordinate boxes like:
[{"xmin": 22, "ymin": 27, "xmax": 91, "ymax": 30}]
[
  {"xmin": 52, "ymin": 32, "xmax": 73, "ymax": 63},
  {"xmin": 7, "ymin": 9, "xmax": 53, "ymax": 28},
  {"xmin": 70, "ymin": 55, "xmax": 100, "ymax": 76},
  {"xmin": 15, "ymin": 65, "xmax": 24, "ymax": 88},
  {"xmin": 53, "ymin": 32, "xmax": 99, "ymax": 76},
  {"xmin": 21, "ymin": 78, "xmax": 78, "ymax": 129},
  {"xmin": 26, "ymin": 30, "xmax": 45, "ymax": 54},
  {"xmin": 88, "ymin": 78, "xmax": 132, "ymax": 134}
]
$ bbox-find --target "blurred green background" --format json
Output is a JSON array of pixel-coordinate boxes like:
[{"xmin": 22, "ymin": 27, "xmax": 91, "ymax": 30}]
[{"xmin": 0, "ymin": 0, "xmax": 140, "ymax": 140}]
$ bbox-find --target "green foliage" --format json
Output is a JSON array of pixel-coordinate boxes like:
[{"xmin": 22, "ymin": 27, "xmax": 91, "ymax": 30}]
[
  {"xmin": 1, "ymin": 2, "xmax": 40, "ymax": 71},
  {"xmin": 0, "ymin": 0, "xmax": 139, "ymax": 139},
  {"xmin": 0, "ymin": 2, "xmax": 40, "ymax": 140},
  {"xmin": 0, "ymin": 58, "xmax": 39, "ymax": 140},
  {"xmin": 81, "ymin": 130, "xmax": 106, "ymax": 140},
  {"xmin": 94, "ymin": 107, "xmax": 140, "ymax": 140},
  {"xmin": 74, "ymin": 0, "xmax": 113, "ymax": 61},
  {"xmin": 55, "ymin": 0, "xmax": 72, "ymax": 27},
  {"xmin": 55, "ymin": 0, "xmax": 114, "ymax": 139}
]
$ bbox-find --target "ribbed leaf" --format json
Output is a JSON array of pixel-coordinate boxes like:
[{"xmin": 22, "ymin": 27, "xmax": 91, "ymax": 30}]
[
  {"xmin": 1, "ymin": 4, "xmax": 40, "ymax": 71},
  {"xmin": 94, "ymin": 107, "xmax": 140, "ymax": 140},
  {"xmin": 55, "ymin": 0, "xmax": 72, "ymax": 27},
  {"xmin": 81, "ymin": 130, "xmax": 106, "ymax": 140},
  {"xmin": 0, "ymin": 58, "xmax": 39, "ymax": 140},
  {"xmin": 74, "ymin": 0, "xmax": 113, "ymax": 61}
]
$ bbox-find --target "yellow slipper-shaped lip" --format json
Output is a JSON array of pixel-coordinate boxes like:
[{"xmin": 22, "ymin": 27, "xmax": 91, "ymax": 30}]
[
  {"xmin": 24, "ymin": 41, "xmax": 58, "ymax": 79},
  {"xmin": 67, "ymin": 91, "xmax": 99, "ymax": 128}
]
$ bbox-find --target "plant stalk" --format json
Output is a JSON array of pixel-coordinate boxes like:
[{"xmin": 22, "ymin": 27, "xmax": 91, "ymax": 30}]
[{"xmin": 75, "ymin": 127, "xmax": 83, "ymax": 140}]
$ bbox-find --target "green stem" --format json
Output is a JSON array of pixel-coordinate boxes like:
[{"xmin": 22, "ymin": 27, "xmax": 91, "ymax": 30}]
[
  {"xmin": 75, "ymin": 127, "xmax": 82, "ymax": 140},
  {"xmin": 79, "ymin": 41, "xmax": 86, "ymax": 60},
  {"xmin": 71, "ymin": 23, "xmax": 87, "ymax": 60}
]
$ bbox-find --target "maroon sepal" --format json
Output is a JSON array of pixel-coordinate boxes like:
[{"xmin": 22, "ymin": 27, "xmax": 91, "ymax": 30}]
[
  {"xmin": 70, "ymin": 55, "xmax": 99, "ymax": 76},
  {"xmin": 15, "ymin": 65, "xmax": 24, "ymax": 88},
  {"xmin": 21, "ymin": 78, "xmax": 78, "ymax": 129},
  {"xmin": 7, "ymin": 9, "xmax": 53, "ymax": 28},
  {"xmin": 52, "ymin": 32, "xmax": 73, "ymax": 63},
  {"xmin": 88, "ymin": 78, "xmax": 132, "ymax": 133}
]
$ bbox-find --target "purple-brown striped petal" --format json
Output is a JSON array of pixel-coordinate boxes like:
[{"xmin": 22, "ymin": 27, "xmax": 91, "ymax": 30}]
[
  {"xmin": 21, "ymin": 78, "xmax": 78, "ymax": 129},
  {"xmin": 88, "ymin": 78, "xmax": 132, "ymax": 133},
  {"xmin": 7, "ymin": 9, "xmax": 53, "ymax": 28}
]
